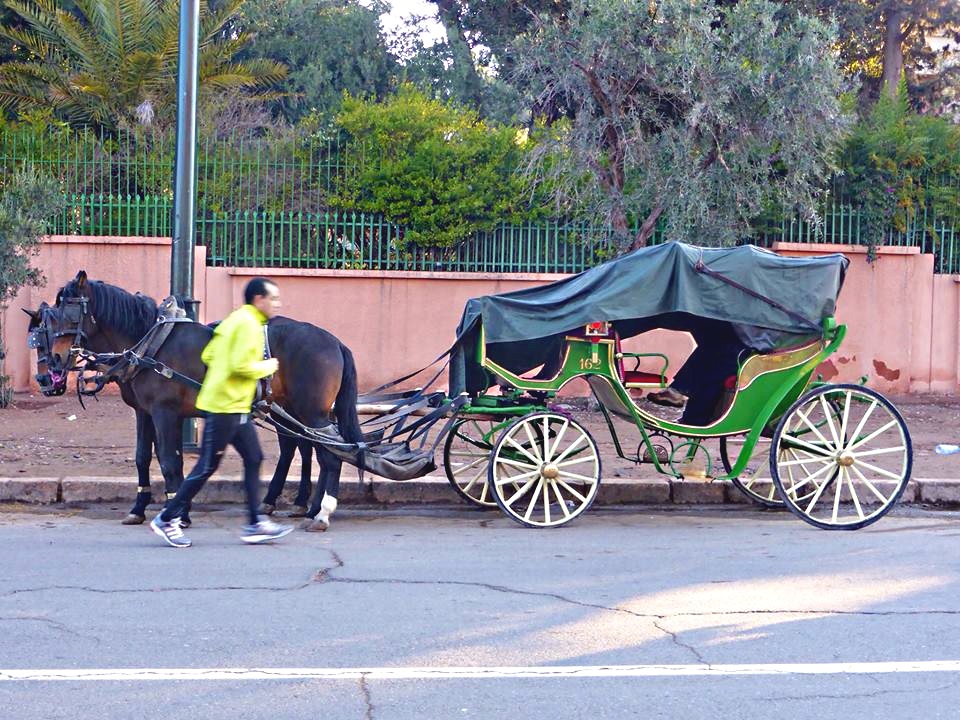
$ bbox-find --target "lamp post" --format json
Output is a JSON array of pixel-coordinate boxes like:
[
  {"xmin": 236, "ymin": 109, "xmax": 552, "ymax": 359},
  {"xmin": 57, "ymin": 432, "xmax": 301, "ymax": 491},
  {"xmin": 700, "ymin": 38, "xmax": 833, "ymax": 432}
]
[{"xmin": 172, "ymin": 0, "xmax": 200, "ymax": 449}]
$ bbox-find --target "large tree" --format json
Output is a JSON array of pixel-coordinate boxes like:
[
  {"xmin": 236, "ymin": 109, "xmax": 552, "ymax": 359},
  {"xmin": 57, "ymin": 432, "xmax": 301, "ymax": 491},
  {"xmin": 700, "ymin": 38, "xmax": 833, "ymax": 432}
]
[
  {"xmin": 0, "ymin": 0, "xmax": 286, "ymax": 130},
  {"xmin": 515, "ymin": 0, "xmax": 849, "ymax": 250},
  {"xmin": 0, "ymin": 165, "xmax": 62, "ymax": 407},
  {"xmin": 787, "ymin": 0, "xmax": 960, "ymax": 109},
  {"xmin": 235, "ymin": 0, "xmax": 397, "ymax": 123}
]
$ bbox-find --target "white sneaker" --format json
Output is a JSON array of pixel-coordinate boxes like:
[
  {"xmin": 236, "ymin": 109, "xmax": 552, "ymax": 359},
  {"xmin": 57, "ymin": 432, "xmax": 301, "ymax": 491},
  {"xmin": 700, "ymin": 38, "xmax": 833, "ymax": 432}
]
[
  {"xmin": 150, "ymin": 514, "xmax": 191, "ymax": 548},
  {"xmin": 241, "ymin": 516, "xmax": 293, "ymax": 544}
]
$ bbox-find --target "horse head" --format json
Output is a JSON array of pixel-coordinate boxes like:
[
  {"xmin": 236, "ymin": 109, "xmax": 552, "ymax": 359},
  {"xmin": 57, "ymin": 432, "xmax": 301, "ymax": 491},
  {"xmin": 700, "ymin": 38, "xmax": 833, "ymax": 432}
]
[{"xmin": 23, "ymin": 300, "xmax": 69, "ymax": 395}]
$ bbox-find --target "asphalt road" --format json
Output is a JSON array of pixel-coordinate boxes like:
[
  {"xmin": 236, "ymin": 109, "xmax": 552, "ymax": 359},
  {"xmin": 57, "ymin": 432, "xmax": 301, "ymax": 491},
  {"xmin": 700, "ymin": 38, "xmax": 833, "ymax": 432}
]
[{"xmin": 2, "ymin": 504, "xmax": 960, "ymax": 719}]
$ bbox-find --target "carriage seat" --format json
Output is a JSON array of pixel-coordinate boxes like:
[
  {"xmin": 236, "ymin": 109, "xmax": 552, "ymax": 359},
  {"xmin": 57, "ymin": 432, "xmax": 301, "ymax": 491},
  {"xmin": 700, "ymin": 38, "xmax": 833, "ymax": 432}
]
[
  {"xmin": 612, "ymin": 333, "xmax": 670, "ymax": 389},
  {"xmin": 734, "ymin": 338, "xmax": 824, "ymax": 390}
]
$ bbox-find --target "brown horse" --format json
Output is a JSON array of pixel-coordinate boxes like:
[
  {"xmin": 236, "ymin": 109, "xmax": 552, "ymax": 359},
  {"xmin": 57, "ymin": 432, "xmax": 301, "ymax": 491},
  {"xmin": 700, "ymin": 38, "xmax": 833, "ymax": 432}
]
[{"xmin": 25, "ymin": 271, "xmax": 362, "ymax": 531}]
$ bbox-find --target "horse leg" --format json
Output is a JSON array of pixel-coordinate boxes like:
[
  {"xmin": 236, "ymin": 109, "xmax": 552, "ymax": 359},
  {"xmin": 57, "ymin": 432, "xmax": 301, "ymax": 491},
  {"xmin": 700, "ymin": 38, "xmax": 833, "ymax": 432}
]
[
  {"xmin": 122, "ymin": 410, "xmax": 156, "ymax": 525},
  {"xmin": 304, "ymin": 447, "xmax": 341, "ymax": 532},
  {"xmin": 260, "ymin": 430, "xmax": 298, "ymax": 514},
  {"xmin": 153, "ymin": 407, "xmax": 192, "ymax": 527},
  {"xmin": 290, "ymin": 439, "xmax": 313, "ymax": 516}
]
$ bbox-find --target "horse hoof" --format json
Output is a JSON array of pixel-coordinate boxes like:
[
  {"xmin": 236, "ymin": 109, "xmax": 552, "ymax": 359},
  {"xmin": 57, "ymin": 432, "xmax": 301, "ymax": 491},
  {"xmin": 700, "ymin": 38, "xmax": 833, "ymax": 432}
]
[
  {"xmin": 301, "ymin": 517, "xmax": 329, "ymax": 532},
  {"xmin": 121, "ymin": 514, "xmax": 145, "ymax": 525},
  {"xmin": 289, "ymin": 505, "xmax": 308, "ymax": 518},
  {"xmin": 259, "ymin": 503, "xmax": 276, "ymax": 516}
]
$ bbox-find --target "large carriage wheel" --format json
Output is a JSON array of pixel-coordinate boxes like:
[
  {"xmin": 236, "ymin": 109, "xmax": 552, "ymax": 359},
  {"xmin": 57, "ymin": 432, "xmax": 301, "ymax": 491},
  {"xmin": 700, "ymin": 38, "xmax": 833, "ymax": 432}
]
[
  {"xmin": 720, "ymin": 435, "xmax": 784, "ymax": 508},
  {"xmin": 443, "ymin": 418, "xmax": 501, "ymax": 508},
  {"xmin": 770, "ymin": 384, "xmax": 912, "ymax": 530},
  {"xmin": 489, "ymin": 412, "xmax": 601, "ymax": 528}
]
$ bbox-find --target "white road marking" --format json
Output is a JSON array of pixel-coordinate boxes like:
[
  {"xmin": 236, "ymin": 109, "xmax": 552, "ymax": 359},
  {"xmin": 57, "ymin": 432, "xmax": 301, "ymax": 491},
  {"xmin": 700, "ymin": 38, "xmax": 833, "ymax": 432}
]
[{"xmin": 2, "ymin": 661, "xmax": 960, "ymax": 681}]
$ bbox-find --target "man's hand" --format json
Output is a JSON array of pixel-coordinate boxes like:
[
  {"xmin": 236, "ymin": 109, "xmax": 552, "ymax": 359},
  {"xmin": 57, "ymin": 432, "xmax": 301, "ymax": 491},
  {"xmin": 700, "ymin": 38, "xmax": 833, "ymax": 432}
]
[{"xmin": 265, "ymin": 358, "xmax": 279, "ymax": 374}]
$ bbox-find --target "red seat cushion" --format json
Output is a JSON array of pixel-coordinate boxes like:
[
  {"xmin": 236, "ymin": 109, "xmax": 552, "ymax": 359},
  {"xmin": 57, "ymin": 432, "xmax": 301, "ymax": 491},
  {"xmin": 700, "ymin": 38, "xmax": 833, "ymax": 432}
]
[{"xmin": 622, "ymin": 370, "xmax": 664, "ymax": 385}]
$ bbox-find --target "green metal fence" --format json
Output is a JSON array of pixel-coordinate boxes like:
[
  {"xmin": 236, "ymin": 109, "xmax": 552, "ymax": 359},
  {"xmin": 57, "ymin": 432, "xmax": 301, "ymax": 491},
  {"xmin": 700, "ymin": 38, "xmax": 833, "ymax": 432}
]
[{"xmin": 5, "ymin": 126, "xmax": 958, "ymax": 275}]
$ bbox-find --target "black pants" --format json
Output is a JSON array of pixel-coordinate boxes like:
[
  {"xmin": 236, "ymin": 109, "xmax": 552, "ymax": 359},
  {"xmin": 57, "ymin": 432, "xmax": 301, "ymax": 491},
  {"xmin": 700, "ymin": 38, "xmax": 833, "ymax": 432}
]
[
  {"xmin": 161, "ymin": 413, "xmax": 264, "ymax": 525},
  {"xmin": 671, "ymin": 321, "xmax": 748, "ymax": 427}
]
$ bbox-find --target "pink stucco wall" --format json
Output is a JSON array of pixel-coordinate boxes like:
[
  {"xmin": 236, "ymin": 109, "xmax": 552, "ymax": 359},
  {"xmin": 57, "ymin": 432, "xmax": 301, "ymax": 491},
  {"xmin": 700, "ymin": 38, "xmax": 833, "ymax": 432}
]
[{"xmin": 2, "ymin": 236, "xmax": 957, "ymax": 395}]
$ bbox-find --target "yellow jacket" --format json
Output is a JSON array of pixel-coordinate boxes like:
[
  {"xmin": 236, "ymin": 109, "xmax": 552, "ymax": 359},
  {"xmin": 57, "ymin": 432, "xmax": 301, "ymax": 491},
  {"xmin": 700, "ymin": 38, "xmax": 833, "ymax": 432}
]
[{"xmin": 196, "ymin": 304, "xmax": 275, "ymax": 414}]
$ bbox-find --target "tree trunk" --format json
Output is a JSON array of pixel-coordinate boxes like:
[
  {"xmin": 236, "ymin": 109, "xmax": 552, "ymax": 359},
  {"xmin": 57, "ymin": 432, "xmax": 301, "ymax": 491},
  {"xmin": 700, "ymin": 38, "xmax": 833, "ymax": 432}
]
[
  {"xmin": 630, "ymin": 205, "xmax": 664, "ymax": 251},
  {"xmin": 882, "ymin": 7, "xmax": 906, "ymax": 97},
  {"xmin": 431, "ymin": 0, "xmax": 486, "ymax": 115}
]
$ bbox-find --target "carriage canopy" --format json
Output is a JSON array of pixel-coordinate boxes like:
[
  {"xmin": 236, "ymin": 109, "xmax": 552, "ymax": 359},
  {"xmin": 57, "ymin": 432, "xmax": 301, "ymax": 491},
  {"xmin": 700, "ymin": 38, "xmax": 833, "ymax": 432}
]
[{"xmin": 450, "ymin": 242, "xmax": 849, "ymax": 395}]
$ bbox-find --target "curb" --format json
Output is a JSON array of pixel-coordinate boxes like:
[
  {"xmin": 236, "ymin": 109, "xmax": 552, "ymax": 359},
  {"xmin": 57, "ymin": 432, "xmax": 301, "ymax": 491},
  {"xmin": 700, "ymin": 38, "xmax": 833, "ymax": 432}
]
[{"xmin": 0, "ymin": 475, "xmax": 950, "ymax": 507}]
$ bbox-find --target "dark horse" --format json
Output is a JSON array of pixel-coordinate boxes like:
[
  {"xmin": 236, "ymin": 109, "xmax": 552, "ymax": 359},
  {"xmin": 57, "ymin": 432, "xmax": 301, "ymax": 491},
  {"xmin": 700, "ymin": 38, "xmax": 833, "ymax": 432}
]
[{"xmin": 26, "ymin": 271, "xmax": 362, "ymax": 531}]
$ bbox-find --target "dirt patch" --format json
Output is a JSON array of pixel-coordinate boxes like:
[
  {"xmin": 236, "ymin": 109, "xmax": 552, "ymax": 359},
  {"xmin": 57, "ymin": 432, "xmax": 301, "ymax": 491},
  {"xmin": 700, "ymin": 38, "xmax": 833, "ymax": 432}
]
[{"xmin": 0, "ymin": 389, "xmax": 957, "ymax": 482}]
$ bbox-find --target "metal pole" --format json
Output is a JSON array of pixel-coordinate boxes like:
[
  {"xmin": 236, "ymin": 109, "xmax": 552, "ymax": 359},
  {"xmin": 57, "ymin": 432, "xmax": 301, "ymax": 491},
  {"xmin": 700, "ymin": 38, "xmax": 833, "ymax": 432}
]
[{"xmin": 172, "ymin": 0, "xmax": 200, "ymax": 450}]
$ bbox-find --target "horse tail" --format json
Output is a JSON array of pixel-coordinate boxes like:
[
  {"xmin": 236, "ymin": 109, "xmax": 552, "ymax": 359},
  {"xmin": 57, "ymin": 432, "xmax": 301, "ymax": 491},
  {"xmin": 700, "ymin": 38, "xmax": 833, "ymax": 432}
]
[{"xmin": 335, "ymin": 343, "xmax": 362, "ymax": 445}]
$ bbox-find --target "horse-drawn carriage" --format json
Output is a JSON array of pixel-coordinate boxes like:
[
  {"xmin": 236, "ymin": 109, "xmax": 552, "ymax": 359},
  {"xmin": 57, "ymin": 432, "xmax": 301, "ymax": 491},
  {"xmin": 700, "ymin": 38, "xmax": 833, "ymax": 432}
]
[
  {"xmin": 27, "ymin": 242, "xmax": 912, "ymax": 531},
  {"xmin": 440, "ymin": 242, "xmax": 911, "ymax": 530}
]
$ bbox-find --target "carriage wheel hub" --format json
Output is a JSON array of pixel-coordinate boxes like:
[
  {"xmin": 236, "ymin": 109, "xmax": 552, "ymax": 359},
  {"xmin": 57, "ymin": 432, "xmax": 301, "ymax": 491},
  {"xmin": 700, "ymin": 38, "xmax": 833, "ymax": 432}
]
[
  {"xmin": 541, "ymin": 463, "xmax": 560, "ymax": 479},
  {"xmin": 837, "ymin": 452, "xmax": 855, "ymax": 467}
]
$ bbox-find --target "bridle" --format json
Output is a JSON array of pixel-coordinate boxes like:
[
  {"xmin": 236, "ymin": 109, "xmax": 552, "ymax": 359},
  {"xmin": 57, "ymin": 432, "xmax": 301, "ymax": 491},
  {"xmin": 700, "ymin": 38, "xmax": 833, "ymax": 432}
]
[{"xmin": 27, "ymin": 297, "xmax": 92, "ymax": 386}]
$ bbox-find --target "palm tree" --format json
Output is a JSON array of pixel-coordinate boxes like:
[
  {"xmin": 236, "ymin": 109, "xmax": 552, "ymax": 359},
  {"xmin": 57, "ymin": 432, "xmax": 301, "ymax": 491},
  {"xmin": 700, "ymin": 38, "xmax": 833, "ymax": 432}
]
[{"xmin": 0, "ymin": 0, "xmax": 286, "ymax": 129}]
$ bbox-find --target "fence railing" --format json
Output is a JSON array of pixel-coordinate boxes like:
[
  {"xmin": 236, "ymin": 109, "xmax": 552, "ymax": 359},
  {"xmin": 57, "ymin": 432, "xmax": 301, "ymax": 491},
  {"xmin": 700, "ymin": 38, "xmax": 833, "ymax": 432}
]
[{"xmin": 47, "ymin": 192, "xmax": 960, "ymax": 275}]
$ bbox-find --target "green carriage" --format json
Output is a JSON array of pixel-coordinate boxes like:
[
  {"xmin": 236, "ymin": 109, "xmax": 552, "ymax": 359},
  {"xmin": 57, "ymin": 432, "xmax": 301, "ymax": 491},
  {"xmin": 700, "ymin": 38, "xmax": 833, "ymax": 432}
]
[{"xmin": 442, "ymin": 242, "xmax": 912, "ymax": 530}]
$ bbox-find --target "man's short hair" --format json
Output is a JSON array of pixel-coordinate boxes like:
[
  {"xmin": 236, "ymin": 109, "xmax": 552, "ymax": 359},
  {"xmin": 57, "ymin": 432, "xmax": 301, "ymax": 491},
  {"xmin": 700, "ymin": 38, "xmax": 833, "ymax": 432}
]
[{"xmin": 244, "ymin": 277, "xmax": 276, "ymax": 305}]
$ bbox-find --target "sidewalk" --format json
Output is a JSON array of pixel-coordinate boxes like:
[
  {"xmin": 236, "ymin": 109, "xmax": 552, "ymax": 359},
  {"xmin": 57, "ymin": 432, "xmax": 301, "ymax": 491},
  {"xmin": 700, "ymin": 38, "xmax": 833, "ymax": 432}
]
[{"xmin": 3, "ymin": 474, "xmax": 960, "ymax": 507}]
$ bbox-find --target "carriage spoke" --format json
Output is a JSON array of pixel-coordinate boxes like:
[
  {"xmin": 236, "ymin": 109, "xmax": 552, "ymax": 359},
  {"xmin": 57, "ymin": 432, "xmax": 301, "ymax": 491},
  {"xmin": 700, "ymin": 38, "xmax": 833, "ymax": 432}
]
[
  {"xmin": 848, "ymin": 419, "xmax": 901, "ymax": 453},
  {"xmin": 838, "ymin": 391, "xmax": 852, "ymax": 447},
  {"xmin": 553, "ymin": 433, "xmax": 587, "ymax": 464},
  {"xmin": 507, "ymin": 423, "xmax": 543, "ymax": 465},
  {"xmin": 851, "ymin": 464, "xmax": 893, "ymax": 503},
  {"xmin": 555, "ymin": 478, "xmax": 588, "ymax": 504},
  {"xmin": 853, "ymin": 445, "xmax": 907, "ymax": 458},
  {"xmin": 557, "ymin": 456, "xmax": 598, "ymax": 468},
  {"xmin": 548, "ymin": 419, "xmax": 569, "ymax": 462},
  {"xmin": 845, "ymin": 467, "xmax": 866, "ymax": 521},
  {"xmin": 847, "ymin": 398, "xmax": 879, "ymax": 450},
  {"xmin": 460, "ymin": 466, "xmax": 487, "ymax": 492},
  {"xmin": 831, "ymin": 462, "xmax": 843, "ymax": 523},
  {"xmin": 522, "ymin": 422, "xmax": 544, "ymax": 463},
  {"xmin": 558, "ymin": 469, "xmax": 598, "ymax": 484},
  {"xmin": 504, "ymin": 476, "xmax": 538, "ymax": 506},
  {"xmin": 778, "ymin": 432, "xmax": 835, "ymax": 457},
  {"xmin": 494, "ymin": 468, "xmax": 539, "ymax": 487},
  {"xmin": 795, "ymin": 404, "xmax": 837, "ymax": 452},
  {"xmin": 497, "ymin": 455, "xmax": 539, "ymax": 472},
  {"xmin": 523, "ymin": 478, "xmax": 545, "ymax": 521},
  {"xmin": 542, "ymin": 417, "xmax": 552, "ymax": 462},
  {"xmin": 854, "ymin": 458, "xmax": 904, "ymax": 481},
  {"xmin": 552, "ymin": 482, "xmax": 572, "ymax": 520},
  {"xmin": 542, "ymin": 479, "xmax": 551, "ymax": 525},
  {"xmin": 803, "ymin": 469, "xmax": 834, "ymax": 515},
  {"xmin": 819, "ymin": 395, "xmax": 843, "ymax": 450},
  {"xmin": 783, "ymin": 459, "xmax": 836, "ymax": 496}
]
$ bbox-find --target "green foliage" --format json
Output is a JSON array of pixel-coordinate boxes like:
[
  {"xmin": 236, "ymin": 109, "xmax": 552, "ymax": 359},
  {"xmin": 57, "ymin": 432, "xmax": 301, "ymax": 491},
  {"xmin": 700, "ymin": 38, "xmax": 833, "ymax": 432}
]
[
  {"xmin": 0, "ymin": 164, "xmax": 62, "ymax": 407},
  {"xmin": 835, "ymin": 82, "xmax": 960, "ymax": 248},
  {"xmin": 235, "ymin": 0, "xmax": 397, "ymax": 123},
  {"xmin": 0, "ymin": 0, "xmax": 287, "ymax": 131},
  {"xmin": 333, "ymin": 84, "xmax": 539, "ymax": 248},
  {"xmin": 515, "ymin": 0, "xmax": 850, "ymax": 250}
]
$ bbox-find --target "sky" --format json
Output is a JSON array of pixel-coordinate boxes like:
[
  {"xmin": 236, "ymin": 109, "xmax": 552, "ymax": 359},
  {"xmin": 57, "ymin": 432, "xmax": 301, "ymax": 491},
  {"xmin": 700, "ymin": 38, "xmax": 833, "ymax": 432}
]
[{"xmin": 375, "ymin": 0, "xmax": 446, "ymax": 46}]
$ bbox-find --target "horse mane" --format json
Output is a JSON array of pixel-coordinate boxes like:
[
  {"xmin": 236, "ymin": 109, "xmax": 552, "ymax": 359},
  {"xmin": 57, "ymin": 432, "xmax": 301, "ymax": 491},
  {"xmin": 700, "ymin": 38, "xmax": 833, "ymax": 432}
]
[{"xmin": 59, "ymin": 278, "xmax": 160, "ymax": 341}]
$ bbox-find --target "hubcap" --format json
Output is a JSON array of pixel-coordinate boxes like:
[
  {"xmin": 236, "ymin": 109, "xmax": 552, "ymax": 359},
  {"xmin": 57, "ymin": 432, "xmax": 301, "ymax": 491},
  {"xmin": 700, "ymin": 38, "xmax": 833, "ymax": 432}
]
[
  {"xmin": 541, "ymin": 463, "xmax": 559, "ymax": 479},
  {"xmin": 837, "ymin": 452, "xmax": 855, "ymax": 467}
]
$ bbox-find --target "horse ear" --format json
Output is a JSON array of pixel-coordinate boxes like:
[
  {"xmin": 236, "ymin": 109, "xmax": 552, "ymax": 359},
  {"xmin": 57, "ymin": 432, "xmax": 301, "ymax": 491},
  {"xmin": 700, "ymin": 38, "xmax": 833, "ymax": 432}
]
[
  {"xmin": 21, "ymin": 308, "xmax": 39, "ymax": 321},
  {"xmin": 75, "ymin": 270, "xmax": 87, "ymax": 287}
]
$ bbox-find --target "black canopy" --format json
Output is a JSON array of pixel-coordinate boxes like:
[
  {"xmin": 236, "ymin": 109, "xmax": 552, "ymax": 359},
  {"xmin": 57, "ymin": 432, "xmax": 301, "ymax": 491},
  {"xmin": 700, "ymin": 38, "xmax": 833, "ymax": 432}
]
[{"xmin": 450, "ymin": 242, "xmax": 848, "ymax": 395}]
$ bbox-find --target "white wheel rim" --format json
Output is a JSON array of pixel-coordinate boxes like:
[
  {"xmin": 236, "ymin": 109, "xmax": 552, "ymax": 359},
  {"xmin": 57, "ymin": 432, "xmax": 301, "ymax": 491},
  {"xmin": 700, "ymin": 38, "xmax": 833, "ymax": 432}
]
[
  {"xmin": 445, "ymin": 420, "xmax": 499, "ymax": 507},
  {"xmin": 775, "ymin": 388, "xmax": 910, "ymax": 527},
  {"xmin": 726, "ymin": 436, "xmax": 782, "ymax": 505},
  {"xmin": 492, "ymin": 415, "xmax": 600, "ymax": 527}
]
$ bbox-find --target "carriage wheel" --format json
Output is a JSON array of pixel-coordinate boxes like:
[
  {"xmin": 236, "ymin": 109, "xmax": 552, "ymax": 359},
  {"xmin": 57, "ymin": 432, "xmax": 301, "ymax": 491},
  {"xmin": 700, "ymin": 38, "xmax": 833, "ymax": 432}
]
[
  {"xmin": 443, "ymin": 418, "xmax": 501, "ymax": 508},
  {"xmin": 720, "ymin": 435, "xmax": 784, "ymax": 508},
  {"xmin": 489, "ymin": 412, "xmax": 601, "ymax": 528},
  {"xmin": 770, "ymin": 384, "xmax": 912, "ymax": 530}
]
